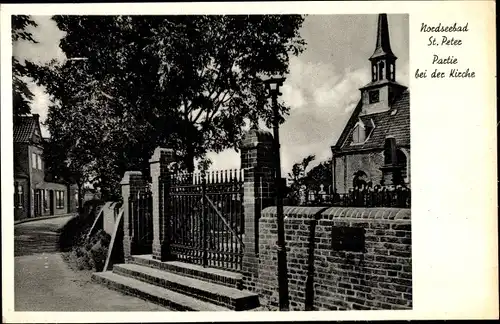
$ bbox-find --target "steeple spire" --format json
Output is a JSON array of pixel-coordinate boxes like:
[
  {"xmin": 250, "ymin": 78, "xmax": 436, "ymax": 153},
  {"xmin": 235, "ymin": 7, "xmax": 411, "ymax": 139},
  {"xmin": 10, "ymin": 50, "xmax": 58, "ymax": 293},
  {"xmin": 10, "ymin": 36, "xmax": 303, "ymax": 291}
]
[
  {"xmin": 368, "ymin": 14, "xmax": 397, "ymax": 83},
  {"xmin": 370, "ymin": 14, "xmax": 395, "ymax": 60},
  {"xmin": 359, "ymin": 13, "xmax": 407, "ymax": 115}
]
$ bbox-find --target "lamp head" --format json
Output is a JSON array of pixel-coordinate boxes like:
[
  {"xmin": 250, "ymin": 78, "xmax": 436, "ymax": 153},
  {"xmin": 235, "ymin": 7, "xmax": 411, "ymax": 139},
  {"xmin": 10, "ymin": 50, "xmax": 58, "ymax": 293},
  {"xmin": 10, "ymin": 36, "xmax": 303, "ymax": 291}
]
[{"xmin": 262, "ymin": 76, "xmax": 286, "ymax": 94}]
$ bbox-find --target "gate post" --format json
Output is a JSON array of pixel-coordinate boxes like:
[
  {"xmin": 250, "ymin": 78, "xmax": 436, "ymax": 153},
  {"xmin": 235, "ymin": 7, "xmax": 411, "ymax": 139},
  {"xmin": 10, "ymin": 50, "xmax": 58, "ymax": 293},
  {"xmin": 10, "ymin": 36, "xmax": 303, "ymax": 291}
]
[
  {"xmin": 120, "ymin": 171, "xmax": 146, "ymax": 261},
  {"xmin": 240, "ymin": 128, "xmax": 275, "ymax": 282},
  {"xmin": 150, "ymin": 147, "xmax": 175, "ymax": 261}
]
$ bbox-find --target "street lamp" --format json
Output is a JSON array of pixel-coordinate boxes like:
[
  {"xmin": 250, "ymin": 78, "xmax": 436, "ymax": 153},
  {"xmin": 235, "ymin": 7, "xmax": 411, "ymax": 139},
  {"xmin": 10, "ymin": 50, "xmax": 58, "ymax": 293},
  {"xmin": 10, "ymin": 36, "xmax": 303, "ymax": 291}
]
[{"xmin": 263, "ymin": 76, "xmax": 289, "ymax": 311}]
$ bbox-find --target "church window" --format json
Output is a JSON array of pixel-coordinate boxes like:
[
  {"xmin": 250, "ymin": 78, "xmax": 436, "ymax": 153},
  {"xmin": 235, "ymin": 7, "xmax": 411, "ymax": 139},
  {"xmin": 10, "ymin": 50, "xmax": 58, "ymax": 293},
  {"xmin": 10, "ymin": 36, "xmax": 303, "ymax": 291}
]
[
  {"xmin": 384, "ymin": 137, "xmax": 397, "ymax": 164},
  {"xmin": 369, "ymin": 90, "xmax": 379, "ymax": 103},
  {"xmin": 352, "ymin": 119, "xmax": 375, "ymax": 144},
  {"xmin": 378, "ymin": 61, "xmax": 385, "ymax": 80},
  {"xmin": 372, "ymin": 65, "xmax": 377, "ymax": 81},
  {"xmin": 396, "ymin": 149, "xmax": 408, "ymax": 179}
]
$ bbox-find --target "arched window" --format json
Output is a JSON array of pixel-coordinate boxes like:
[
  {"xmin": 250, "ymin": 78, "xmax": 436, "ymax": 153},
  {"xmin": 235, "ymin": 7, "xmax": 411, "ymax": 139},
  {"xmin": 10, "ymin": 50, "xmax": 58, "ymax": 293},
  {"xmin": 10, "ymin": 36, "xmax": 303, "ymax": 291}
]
[
  {"xmin": 378, "ymin": 61, "xmax": 385, "ymax": 80},
  {"xmin": 372, "ymin": 64, "xmax": 377, "ymax": 81},
  {"xmin": 397, "ymin": 149, "xmax": 410, "ymax": 183}
]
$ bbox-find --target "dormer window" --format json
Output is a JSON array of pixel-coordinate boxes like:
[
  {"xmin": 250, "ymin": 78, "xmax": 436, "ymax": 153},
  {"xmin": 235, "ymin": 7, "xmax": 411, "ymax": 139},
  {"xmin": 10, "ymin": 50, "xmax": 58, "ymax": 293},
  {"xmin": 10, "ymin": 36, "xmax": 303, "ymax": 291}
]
[
  {"xmin": 352, "ymin": 119, "xmax": 375, "ymax": 145},
  {"xmin": 352, "ymin": 124, "xmax": 365, "ymax": 144},
  {"xmin": 369, "ymin": 90, "xmax": 380, "ymax": 103}
]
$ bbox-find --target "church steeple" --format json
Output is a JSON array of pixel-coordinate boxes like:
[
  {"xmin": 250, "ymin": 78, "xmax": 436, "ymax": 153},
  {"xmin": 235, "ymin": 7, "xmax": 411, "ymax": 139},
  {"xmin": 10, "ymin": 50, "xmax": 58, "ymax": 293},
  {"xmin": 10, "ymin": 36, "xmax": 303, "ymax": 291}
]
[
  {"xmin": 359, "ymin": 14, "xmax": 406, "ymax": 115},
  {"xmin": 369, "ymin": 14, "xmax": 397, "ymax": 83}
]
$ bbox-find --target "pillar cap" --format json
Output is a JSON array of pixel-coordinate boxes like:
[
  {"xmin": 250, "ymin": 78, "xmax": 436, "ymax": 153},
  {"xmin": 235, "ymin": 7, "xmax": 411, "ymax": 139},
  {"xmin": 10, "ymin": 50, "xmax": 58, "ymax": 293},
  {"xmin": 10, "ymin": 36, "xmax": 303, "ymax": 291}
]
[
  {"xmin": 149, "ymin": 147, "xmax": 175, "ymax": 164},
  {"xmin": 120, "ymin": 171, "xmax": 143, "ymax": 185},
  {"xmin": 241, "ymin": 128, "xmax": 273, "ymax": 148}
]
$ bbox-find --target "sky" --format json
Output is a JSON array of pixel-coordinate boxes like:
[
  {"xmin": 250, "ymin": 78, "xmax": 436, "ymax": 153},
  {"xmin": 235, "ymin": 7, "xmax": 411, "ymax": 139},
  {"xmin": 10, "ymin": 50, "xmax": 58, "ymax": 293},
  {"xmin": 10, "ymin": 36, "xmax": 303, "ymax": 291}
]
[{"xmin": 13, "ymin": 14, "xmax": 409, "ymax": 176}]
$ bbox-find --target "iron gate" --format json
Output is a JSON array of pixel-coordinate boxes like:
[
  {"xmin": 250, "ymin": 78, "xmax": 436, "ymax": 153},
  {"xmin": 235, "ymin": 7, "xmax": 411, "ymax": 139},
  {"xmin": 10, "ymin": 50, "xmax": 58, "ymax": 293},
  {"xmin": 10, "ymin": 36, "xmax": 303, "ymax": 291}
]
[
  {"xmin": 129, "ymin": 189, "xmax": 153, "ymax": 254},
  {"xmin": 162, "ymin": 169, "xmax": 245, "ymax": 271}
]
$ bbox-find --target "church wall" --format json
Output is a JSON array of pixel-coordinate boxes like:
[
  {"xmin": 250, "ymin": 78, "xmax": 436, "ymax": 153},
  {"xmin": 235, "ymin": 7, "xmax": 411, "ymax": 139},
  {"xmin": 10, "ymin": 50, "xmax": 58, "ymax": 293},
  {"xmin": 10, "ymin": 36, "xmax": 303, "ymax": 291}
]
[{"xmin": 334, "ymin": 150, "xmax": 385, "ymax": 194}]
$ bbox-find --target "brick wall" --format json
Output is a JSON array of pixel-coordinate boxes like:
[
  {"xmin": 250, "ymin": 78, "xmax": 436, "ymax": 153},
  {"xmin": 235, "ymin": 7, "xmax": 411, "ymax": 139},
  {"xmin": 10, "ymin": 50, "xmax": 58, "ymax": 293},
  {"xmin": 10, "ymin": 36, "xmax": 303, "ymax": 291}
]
[
  {"xmin": 240, "ymin": 129, "xmax": 275, "ymax": 288},
  {"xmin": 149, "ymin": 148, "xmax": 175, "ymax": 261},
  {"xmin": 257, "ymin": 206, "xmax": 412, "ymax": 310}
]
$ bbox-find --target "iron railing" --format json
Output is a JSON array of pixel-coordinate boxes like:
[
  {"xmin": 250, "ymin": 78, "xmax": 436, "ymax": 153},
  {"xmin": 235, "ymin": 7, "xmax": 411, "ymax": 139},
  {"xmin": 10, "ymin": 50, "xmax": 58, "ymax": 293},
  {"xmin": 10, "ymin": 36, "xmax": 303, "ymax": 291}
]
[
  {"xmin": 129, "ymin": 189, "xmax": 153, "ymax": 254},
  {"xmin": 301, "ymin": 187, "xmax": 411, "ymax": 208}
]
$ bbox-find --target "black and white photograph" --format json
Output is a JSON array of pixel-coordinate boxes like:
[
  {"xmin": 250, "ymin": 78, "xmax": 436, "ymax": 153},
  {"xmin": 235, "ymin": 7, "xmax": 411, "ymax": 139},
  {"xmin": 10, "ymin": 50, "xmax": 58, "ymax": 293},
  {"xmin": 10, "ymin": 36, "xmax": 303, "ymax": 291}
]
[{"xmin": 8, "ymin": 11, "xmax": 412, "ymax": 312}]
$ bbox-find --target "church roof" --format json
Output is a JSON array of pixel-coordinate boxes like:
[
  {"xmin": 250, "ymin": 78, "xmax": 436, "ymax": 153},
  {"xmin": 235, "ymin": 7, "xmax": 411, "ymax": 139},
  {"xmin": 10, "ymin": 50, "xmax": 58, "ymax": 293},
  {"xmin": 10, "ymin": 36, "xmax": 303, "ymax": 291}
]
[{"xmin": 336, "ymin": 89, "xmax": 410, "ymax": 153}]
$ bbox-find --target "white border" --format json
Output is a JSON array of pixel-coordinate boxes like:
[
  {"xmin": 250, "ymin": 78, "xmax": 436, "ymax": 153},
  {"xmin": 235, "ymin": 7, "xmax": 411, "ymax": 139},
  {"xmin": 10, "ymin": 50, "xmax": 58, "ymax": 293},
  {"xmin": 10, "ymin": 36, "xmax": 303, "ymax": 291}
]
[{"xmin": 2, "ymin": 1, "xmax": 497, "ymax": 322}]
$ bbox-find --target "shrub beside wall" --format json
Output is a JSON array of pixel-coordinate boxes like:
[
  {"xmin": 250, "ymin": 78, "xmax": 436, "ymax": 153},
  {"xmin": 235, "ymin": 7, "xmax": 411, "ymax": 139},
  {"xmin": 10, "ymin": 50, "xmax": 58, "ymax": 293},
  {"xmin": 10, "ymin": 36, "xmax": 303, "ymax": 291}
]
[{"xmin": 257, "ymin": 206, "xmax": 412, "ymax": 311}]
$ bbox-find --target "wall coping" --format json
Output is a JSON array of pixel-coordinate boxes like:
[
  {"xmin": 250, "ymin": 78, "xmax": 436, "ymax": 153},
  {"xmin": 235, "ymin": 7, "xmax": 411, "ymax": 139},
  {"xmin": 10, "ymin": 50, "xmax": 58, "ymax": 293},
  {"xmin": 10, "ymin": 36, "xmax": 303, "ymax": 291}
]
[
  {"xmin": 120, "ymin": 171, "xmax": 143, "ymax": 185},
  {"xmin": 149, "ymin": 147, "xmax": 174, "ymax": 163},
  {"xmin": 262, "ymin": 206, "xmax": 411, "ymax": 221}
]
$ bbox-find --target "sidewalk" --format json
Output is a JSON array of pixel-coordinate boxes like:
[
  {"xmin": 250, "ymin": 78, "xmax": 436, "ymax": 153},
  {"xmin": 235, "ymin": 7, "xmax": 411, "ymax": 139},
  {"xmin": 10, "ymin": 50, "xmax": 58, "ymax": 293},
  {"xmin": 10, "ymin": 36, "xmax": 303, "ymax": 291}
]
[{"xmin": 14, "ymin": 213, "xmax": 77, "ymax": 226}]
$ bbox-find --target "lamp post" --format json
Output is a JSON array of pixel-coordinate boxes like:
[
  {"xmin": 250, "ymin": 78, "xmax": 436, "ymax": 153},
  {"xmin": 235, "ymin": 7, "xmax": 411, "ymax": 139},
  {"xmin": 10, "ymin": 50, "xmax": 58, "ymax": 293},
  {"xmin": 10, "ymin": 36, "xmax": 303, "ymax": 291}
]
[{"xmin": 263, "ymin": 76, "xmax": 289, "ymax": 311}]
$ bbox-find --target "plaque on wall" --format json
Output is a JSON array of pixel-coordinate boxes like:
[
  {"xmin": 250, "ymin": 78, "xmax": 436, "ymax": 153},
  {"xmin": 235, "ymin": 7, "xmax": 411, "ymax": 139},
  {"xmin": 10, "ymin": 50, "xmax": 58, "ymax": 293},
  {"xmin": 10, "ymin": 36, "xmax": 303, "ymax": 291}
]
[{"xmin": 332, "ymin": 226, "xmax": 365, "ymax": 252}]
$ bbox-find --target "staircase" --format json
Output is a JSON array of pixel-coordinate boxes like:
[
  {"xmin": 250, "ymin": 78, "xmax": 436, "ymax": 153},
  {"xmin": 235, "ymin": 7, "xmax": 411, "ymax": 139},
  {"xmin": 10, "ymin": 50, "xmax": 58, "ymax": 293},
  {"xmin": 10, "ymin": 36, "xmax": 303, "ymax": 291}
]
[{"xmin": 92, "ymin": 254, "xmax": 260, "ymax": 311}]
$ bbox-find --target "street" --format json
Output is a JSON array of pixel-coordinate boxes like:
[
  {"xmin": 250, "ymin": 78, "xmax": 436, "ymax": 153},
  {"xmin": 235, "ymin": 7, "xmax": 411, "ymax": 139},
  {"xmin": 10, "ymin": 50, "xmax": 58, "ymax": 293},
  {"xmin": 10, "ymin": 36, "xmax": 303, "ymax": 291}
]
[{"xmin": 14, "ymin": 216, "xmax": 169, "ymax": 311}]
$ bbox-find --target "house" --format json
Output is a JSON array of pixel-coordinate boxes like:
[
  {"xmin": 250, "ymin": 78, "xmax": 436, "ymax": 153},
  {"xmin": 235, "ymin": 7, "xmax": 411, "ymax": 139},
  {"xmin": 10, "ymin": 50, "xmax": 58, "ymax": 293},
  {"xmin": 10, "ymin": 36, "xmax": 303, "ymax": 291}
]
[
  {"xmin": 332, "ymin": 14, "xmax": 410, "ymax": 194},
  {"xmin": 13, "ymin": 114, "xmax": 78, "ymax": 220}
]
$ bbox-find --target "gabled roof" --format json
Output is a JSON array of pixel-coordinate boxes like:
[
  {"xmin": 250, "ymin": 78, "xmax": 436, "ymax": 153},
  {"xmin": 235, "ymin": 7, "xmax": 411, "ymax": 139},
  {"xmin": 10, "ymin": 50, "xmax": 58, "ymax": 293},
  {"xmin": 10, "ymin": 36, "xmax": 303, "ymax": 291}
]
[
  {"xmin": 335, "ymin": 90, "xmax": 410, "ymax": 153},
  {"xmin": 13, "ymin": 115, "xmax": 42, "ymax": 144}
]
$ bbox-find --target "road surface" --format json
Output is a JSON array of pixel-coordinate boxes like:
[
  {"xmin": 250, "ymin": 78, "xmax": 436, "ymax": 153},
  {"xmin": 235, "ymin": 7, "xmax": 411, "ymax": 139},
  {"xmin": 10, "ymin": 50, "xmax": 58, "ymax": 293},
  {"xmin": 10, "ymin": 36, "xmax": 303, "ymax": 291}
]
[{"xmin": 14, "ymin": 215, "xmax": 169, "ymax": 311}]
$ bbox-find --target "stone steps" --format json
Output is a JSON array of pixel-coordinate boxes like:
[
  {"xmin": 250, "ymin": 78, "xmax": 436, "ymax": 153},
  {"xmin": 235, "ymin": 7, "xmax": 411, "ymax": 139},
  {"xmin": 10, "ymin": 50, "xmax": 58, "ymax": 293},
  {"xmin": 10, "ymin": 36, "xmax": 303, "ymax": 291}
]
[
  {"xmin": 93, "ymin": 254, "xmax": 260, "ymax": 311},
  {"xmin": 92, "ymin": 271, "xmax": 230, "ymax": 311},
  {"xmin": 131, "ymin": 254, "xmax": 244, "ymax": 289},
  {"xmin": 113, "ymin": 263, "xmax": 259, "ymax": 310}
]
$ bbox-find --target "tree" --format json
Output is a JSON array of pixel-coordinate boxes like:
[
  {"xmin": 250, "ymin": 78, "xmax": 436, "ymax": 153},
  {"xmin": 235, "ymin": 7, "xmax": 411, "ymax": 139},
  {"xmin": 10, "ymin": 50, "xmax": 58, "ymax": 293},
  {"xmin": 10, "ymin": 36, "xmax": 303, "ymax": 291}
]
[
  {"xmin": 287, "ymin": 154, "xmax": 315, "ymax": 204},
  {"xmin": 12, "ymin": 15, "xmax": 38, "ymax": 118},
  {"xmin": 28, "ymin": 15, "xmax": 306, "ymax": 199},
  {"xmin": 304, "ymin": 159, "xmax": 332, "ymax": 194}
]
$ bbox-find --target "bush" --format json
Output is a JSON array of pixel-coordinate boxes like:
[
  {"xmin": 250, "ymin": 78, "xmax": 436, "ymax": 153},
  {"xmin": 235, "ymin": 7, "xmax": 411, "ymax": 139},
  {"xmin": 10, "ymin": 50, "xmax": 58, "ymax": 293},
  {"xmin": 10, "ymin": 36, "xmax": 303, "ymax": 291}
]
[
  {"xmin": 65, "ymin": 229, "xmax": 112, "ymax": 272},
  {"xmin": 58, "ymin": 199, "xmax": 105, "ymax": 252}
]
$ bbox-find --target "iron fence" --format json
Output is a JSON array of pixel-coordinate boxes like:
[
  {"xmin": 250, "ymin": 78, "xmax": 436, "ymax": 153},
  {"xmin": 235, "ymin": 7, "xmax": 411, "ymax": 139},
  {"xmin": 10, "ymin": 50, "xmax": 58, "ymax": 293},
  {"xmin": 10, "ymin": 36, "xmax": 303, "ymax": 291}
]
[
  {"xmin": 163, "ymin": 169, "xmax": 245, "ymax": 271},
  {"xmin": 302, "ymin": 187, "xmax": 411, "ymax": 208},
  {"xmin": 129, "ymin": 189, "xmax": 153, "ymax": 254}
]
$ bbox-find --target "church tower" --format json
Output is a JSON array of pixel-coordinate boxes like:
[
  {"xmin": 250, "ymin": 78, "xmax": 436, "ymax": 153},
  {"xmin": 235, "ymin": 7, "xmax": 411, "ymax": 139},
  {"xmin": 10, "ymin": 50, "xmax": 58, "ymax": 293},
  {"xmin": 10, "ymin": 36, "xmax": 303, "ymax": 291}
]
[{"xmin": 359, "ymin": 14, "xmax": 407, "ymax": 115}]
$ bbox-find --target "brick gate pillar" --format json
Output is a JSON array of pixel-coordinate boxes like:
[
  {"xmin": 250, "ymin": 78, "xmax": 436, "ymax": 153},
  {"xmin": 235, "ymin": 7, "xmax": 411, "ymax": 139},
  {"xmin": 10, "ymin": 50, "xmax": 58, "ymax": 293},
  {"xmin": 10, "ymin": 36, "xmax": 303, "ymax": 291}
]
[
  {"xmin": 149, "ymin": 147, "xmax": 175, "ymax": 261},
  {"xmin": 120, "ymin": 171, "xmax": 146, "ymax": 261},
  {"xmin": 240, "ymin": 127, "xmax": 275, "ymax": 283}
]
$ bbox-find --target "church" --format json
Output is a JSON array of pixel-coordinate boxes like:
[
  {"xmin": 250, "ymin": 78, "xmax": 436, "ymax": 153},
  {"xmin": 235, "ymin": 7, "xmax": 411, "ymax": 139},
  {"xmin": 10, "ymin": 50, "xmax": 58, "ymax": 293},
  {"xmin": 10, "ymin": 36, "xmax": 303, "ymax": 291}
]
[{"xmin": 331, "ymin": 14, "xmax": 410, "ymax": 194}]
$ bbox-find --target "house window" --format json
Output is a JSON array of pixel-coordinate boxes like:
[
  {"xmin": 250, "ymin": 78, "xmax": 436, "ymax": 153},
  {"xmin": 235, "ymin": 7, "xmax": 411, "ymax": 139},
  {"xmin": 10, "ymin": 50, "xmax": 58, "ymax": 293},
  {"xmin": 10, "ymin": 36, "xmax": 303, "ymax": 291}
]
[
  {"xmin": 37, "ymin": 155, "xmax": 42, "ymax": 171},
  {"xmin": 14, "ymin": 183, "xmax": 23, "ymax": 208},
  {"xmin": 32, "ymin": 152, "xmax": 37, "ymax": 169},
  {"xmin": 369, "ymin": 90, "xmax": 379, "ymax": 103},
  {"xmin": 56, "ymin": 191, "xmax": 65, "ymax": 209},
  {"xmin": 43, "ymin": 189, "xmax": 49, "ymax": 211}
]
